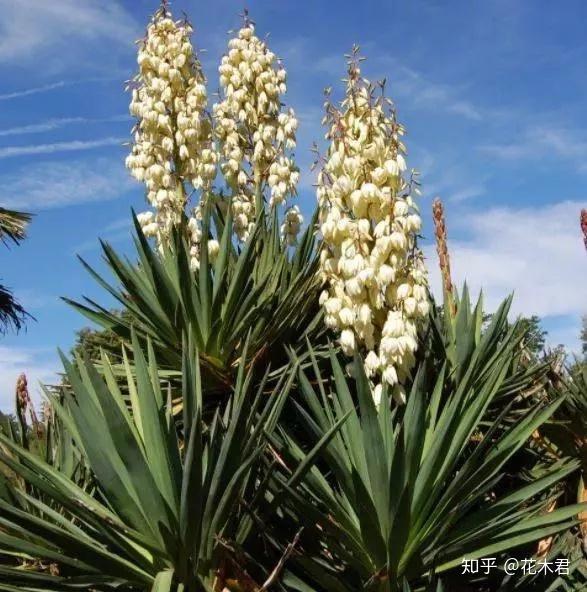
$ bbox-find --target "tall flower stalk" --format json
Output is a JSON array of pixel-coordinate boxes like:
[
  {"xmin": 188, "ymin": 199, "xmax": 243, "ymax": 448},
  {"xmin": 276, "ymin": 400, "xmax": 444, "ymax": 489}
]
[
  {"xmin": 433, "ymin": 197, "xmax": 456, "ymax": 316},
  {"xmin": 317, "ymin": 49, "xmax": 430, "ymax": 404},
  {"xmin": 214, "ymin": 13, "xmax": 302, "ymax": 243},
  {"xmin": 125, "ymin": 3, "xmax": 216, "ymax": 265}
]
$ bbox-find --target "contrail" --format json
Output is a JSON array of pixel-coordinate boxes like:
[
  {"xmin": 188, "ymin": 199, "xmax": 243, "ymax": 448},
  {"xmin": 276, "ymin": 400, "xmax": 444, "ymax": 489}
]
[
  {"xmin": 0, "ymin": 137, "xmax": 126, "ymax": 159},
  {"xmin": 0, "ymin": 76, "xmax": 125, "ymax": 101},
  {"xmin": 0, "ymin": 115, "xmax": 130, "ymax": 137},
  {"xmin": 0, "ymin": 81, "xmax": 68, "ymax": 101}
]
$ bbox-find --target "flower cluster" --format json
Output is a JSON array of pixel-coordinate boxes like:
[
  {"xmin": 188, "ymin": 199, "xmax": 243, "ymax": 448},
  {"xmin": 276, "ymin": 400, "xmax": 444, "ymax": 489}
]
[
  {"xmin": 281, "ymin": 206, "xmax": 304, "ymax": 246},
  {"xmin": 126, "ymin": 7, "xmax": 305, "ymax": 269},
  {"xmin": 126, "ymin": 5, "xmax": 216, "ymax": 251},
  {"xmin": 214, "ymin": 19, "xmax": 300, "ymax": 241},
  {"xmin": 186, "ymin": 216, "xmax": 220, "ymax": 271},
  {"xmin": 317, "ymin": 53, "xmax": 430, "ymax": 404}
]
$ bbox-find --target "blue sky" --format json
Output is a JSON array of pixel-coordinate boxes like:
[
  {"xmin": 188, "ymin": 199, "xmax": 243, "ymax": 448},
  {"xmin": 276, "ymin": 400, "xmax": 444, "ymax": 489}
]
[{"xmin": 0, "ymin": 0, "xmax": 585, "ymax": 409}]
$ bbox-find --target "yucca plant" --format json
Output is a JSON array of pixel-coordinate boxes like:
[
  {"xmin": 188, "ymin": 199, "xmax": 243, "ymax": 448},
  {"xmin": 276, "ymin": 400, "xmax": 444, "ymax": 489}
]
[
  {"xmin": 269, "ymin": 318, "xmax": 583, "ymax": 591},
  {"xmin": 2, "ymin": 4, "xmax": 586, "ymax": 592},
  {"xmin": 424, "ymin": 203, "xmax": 587, "ymax": 590},
  {"xmin": 61, "ymin": 3, "xmax": 325, "ymax": 412},
  {"xmin": 0, "ymin": 331, "xmax": 301, "ymax": 591},
  {"xmin": 0, "ymin": 375, "xmax": 90, "ymax": 505},
  {"xmin": 516, "ymin": 358, "xmax": 587, "ymax": 591},
  {"xmin": 65, "ymin": 207, "xmax": 324, "ymax": 403},
  {"xmin": 0, "ymin": 379, "xmax": 94, "ymax": 587}
]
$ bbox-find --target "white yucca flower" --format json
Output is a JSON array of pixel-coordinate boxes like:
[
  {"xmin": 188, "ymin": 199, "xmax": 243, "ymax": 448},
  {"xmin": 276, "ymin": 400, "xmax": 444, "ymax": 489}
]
[
  {"xmin": 317, "ymin": 48, "xmax": 430, "ymax": 404},
  {"xmin": 214, "ymin": 14, "xmax": 300, "ymax": 242},
  {"xmin": 126, "ymin": 2, "xmax": 216, "ymax": 269},
  {"xmin": 281, "ymin": 205, "xmax": 304, "ymax": 246}
]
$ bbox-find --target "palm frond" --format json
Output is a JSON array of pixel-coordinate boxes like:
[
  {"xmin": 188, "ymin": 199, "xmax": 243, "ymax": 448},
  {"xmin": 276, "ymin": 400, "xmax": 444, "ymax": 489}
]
[
  {"xmin": 0, "ymin": 284, "xmax": 29, "ymax": 333},
  {"xmin": 0, "ymin": 207, "xmax": 32, "ymax": 246}
]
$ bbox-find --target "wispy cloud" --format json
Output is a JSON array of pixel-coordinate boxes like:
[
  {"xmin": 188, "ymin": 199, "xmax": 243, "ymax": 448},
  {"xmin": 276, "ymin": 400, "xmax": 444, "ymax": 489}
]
[
  {"xmin": 0, "ymin": 77, "xmax": 124, "ymax": 101},
  {"xmin": 0, "ymin": 0, "xmax": 138, "ymax": 68},
  {"xmin": 0, "ymin": 80, "xmax": 68, "ymax": 101},
  {"xmin": 391, "ymin": 65, "xmax": 483, "ymax": 121},
  {"xmin": 479, "ymin": 125, "xmax": 587, "ymax": 171},
  {"xmin": 6, "ymin": 289, "xmax": 58, "ymax": 312},
  {"xmin": 0, "ymin": 157, "xmax": 135, "ymax": 210},
  {"xmin": 449, "ymin": 185, "xmax": 486, "ymax": 203},
  {"xmin": 414, "ymin": 148, "xmax": 488, "ymax": 204},
  {"xmin": 74, "ymin": 217, "xmax": 134, "ymax": 254},
  {"xmin": 0, "ymin": 137, "xmax": 125, "ymax": 160},
  {"xmin": 0, "ymin": 115, "xmax": 129, "ymax": 138}
]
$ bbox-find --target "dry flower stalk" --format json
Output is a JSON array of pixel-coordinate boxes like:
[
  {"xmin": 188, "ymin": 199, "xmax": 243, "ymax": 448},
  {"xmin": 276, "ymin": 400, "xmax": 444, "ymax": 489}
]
[
  {"xmin": 432, "ymin": 197, "xmax": 456, "ymax": 317},
  {"xmin": 15, "ymin": 373, "xmax": 42, "ymax": 438}
]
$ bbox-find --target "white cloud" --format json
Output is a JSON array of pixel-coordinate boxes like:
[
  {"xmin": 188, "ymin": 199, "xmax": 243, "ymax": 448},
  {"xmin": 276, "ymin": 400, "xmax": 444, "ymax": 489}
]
[
  {"xmin": 449, "ymin": 185, "xmax": 486, "ymax": 203},
  {"xmin": 480, "ymin": 125, "xmax": 587, "ymax": 171},
  {"xmin": 10, "ymin": 289, "xmax": 57, "ymax": 312},
  {"xmin": 0, "ymin": 118, "xmax": 87, "ymax": 137},
  {"xmin": 421, "ymin": 171, "xmax": 487, "ymax": 204},
  {"xmin": 413, "ymin": 148, "xmax": 487, "ymax": 204},
  {"xmin": 0, "ymin": 137, "xmax": 125, "ymax": 159},
  {"xmin": 0, "ymin": 157, "xmax": 135, "ymax": 210},
  {"xmin": 0, "ymin": 115, "xmax": 128, "ymax": 138},
  {"xmin": 425, "ymin": 200, "xmax": 587, "ymax": 324},
  {"xmin": 392, "ymin": 65, "xmax": 483, "ymax": 121},
  {"xmin": 0, "ymin": 0, "xmax": 138, "ymax": 65},
  {"xmin": 0, "ymin": 346, "xmax": 59, "ymax": 411}
]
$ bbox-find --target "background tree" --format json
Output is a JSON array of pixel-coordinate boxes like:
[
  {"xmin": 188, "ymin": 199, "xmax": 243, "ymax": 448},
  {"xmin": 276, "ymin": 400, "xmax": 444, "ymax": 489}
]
[
  {"xmin": 518, "ymin": 314, "xmax": 549, "ymax": 355},
  {"xmin": 70, "ymin": 309, "xmax": 131, "ymax": 362},
  {"xmin": 483, "ymin": 312, "xmax": 548, "ymax": 356}
]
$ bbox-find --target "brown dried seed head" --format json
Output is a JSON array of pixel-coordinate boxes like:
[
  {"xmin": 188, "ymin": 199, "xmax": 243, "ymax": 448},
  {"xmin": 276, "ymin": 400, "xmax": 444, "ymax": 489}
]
[{"xmin": 432, "ymin": 198, "xmax": 453, "ymax": 296}]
